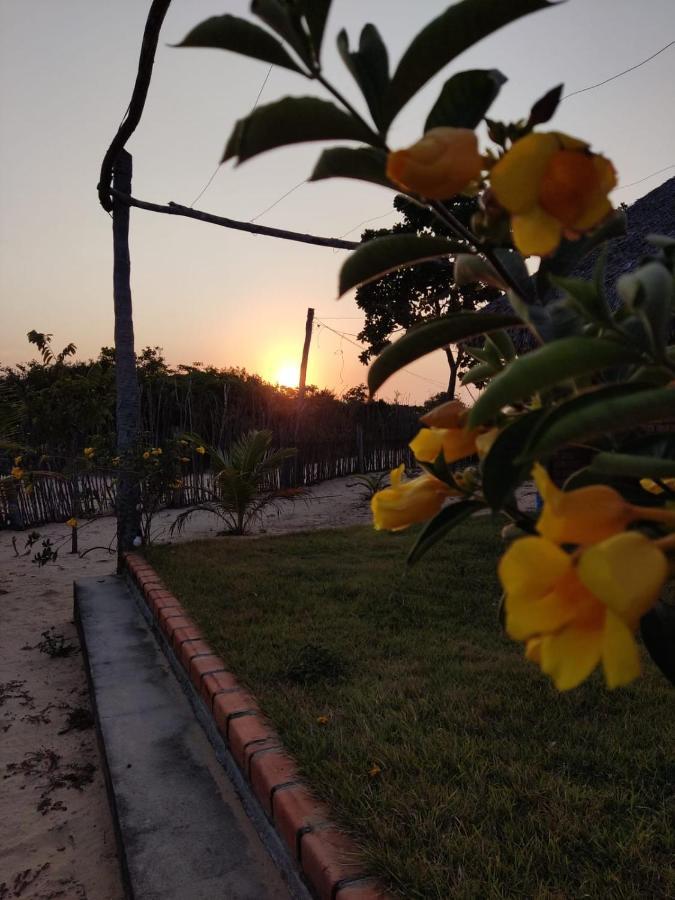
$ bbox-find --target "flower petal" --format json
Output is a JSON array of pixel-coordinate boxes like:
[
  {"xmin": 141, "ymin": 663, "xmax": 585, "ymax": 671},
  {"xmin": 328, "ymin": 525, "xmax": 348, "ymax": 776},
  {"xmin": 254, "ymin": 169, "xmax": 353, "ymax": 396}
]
[
  {"xmin": 511, "ymin": 207, "xmax": 562, "ymax": 257},
  {"xmin": 409, "ymin": 427, "xmax": 444, "ymax": 462},
  {"xmin": 499, "ymin": 537, "xmax": 575, "ymax": 640},
  {"xmin": 491, "ymin": 132, "xmax": 559, "ymax": 214},
  {"xmin": 421, "ymin": 400, "xmax": 467, "ymax": 428},
  {"xmin": 540, "ymin": 618, "xmax": 603, "ymax": 690},
  {"xmin": 601, "ymin": 611, "xmax": 640, "ymax": 688},
  {"xmin": 577, "ymin": 531, "xmax": 667, "ymax": 626}
]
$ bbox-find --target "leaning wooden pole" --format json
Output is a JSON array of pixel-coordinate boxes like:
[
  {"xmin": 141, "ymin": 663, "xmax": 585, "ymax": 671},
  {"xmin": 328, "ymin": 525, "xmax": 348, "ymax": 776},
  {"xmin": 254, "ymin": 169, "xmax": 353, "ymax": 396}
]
[
  {"xmin": 298, "ymin": 307, "xmax": 315, "ymax": 401},
  {"xmin": 112, "ymin": 150, "xmax": 142, "ymax": 565}
]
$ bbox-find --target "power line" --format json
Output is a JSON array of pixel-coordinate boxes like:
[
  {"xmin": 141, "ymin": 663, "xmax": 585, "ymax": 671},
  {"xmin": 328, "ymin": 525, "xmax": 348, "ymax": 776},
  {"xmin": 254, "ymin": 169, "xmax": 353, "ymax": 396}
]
[
  {"xmin": 337, "ymin": 209, "xmax": 397, "ymax": 239},
  {"xmin": 315, "ymin": 320, "xmax": 446, "ymax": 388},
  {"xmin": 615, "ymin": 163, "xmax": 675, "ymax": 191},
  {"xmin": 249, "ymin": 179, "xmax": 306, "ymax": 223},
  {"xmin": 189, "ymin": 64, "xmax": 274, "ymax": 208},
  {"xmin": 562, "ymin": 38, "xmax": 675, "ymax": 100}
]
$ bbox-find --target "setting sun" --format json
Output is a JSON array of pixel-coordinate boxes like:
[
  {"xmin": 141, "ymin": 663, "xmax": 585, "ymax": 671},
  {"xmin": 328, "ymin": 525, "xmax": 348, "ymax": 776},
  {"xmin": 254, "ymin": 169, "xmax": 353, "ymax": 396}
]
[{"xmin": 275, "ymin": 362, "xmax": 299, "ymax": 388}]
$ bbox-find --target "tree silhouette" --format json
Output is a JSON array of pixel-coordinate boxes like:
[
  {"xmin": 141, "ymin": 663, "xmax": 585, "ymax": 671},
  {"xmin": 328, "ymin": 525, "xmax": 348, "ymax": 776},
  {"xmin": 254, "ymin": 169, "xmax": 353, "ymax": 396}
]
[{"xmin": 355, "ymin": 195, "xmax": 502, "ymax": 398}]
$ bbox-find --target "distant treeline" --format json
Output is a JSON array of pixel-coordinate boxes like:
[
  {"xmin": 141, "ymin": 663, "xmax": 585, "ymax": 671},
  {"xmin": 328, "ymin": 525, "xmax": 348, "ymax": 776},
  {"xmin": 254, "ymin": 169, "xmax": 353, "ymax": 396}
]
[{"xmin": 1, "ymin": 346, "xmax": 422, "ymax": 470}]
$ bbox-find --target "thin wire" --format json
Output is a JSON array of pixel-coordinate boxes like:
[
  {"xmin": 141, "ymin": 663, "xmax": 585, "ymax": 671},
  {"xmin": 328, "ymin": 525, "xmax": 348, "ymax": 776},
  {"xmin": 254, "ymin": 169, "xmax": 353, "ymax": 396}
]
[
  {"xmin": 249, "ymin": 179, "xmax": 306, "ymax": 223},
  {"xmin": 337, "ymin": 209, "xmax": 397, "ymax": 239},
  {"xmin": 615, "ymin": 163, "xmax": 675, "ymax": 191},
  {"xmin": 189, "ymin": 65, "xmax": 274, "ymax": 208},
  {"xmin": 562, "ymin": 39, "xmax": 675, "ymax": 100},
  {"xmin": 315, "ymin": 321, "xmax": 446, "ymax": 388}
]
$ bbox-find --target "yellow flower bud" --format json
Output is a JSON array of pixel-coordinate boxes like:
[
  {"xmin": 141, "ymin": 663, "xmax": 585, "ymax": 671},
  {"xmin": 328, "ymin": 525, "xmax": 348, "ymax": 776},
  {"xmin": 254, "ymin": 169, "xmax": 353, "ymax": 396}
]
[
  {"xmin": 371, "ymin": 464, "xmax": 457, "ymax": 532},
  {"xmin": 387, "ymin": 128, "xmax": 484, "ymax": 199}
]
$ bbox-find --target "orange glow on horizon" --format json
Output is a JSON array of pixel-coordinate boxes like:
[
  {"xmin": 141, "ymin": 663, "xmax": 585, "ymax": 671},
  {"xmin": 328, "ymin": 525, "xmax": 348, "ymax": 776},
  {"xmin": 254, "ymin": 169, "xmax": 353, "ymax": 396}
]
[{"xmin": 274, "ymin": 362, "xmax": 300, "ymax": 388}]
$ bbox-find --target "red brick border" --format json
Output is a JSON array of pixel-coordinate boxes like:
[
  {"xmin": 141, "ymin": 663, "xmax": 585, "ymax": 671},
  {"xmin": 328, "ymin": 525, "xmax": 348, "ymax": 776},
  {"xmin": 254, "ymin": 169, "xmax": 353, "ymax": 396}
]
[{"xmin": 123, "ymin": 552, "xmax": 391, "ymax": 900}]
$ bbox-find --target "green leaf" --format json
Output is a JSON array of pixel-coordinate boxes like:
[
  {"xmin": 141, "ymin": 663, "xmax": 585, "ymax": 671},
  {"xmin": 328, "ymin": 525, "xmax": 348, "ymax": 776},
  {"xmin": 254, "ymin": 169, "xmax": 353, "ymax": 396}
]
[
  {"xmin": 525, "ymin": 386, "xmax": 675, "ymax": 458},
  {"xmin": 384, "ymin": 0, "xmax": 552, "ymax": 127},
  {"xmin": 519, "ymin": 384, "xmax": 646, "ymax": 461},
  {"xmin": 309, "ymin": 146, "xmax": 391, "ymax": 189},
  {"xmin": 481, "ymin": 410, "xmax": 547, "ymax": 509},
  {"xmin": 298, "ymin": 0, "xmax": 331, "ymax": 57},
  {"xmin": 617, "ymin": 261, "xmax": 674, "ymax": 355},
  {"xmin": 550, "ymin": 248, "xmax": 613, "ymax": 325},
  {"xmin": 485, "ymin": 331, "xmax": 516, "ymax": 362},
  {"xmin": 339, "ymin": 234, "xmax": 464, "ymax": 296},
  {"xmin": 368, "ymin": 312, "xmax": 524, "ymax": 395},
  {"xmin": 455, "ymin": 249, "xmax": 532, "ymax": 297},
  {"xmin": 425, "ymin": 69, "xmax": 506, "ymax": 131},
  {"xmin": 526, "ymin": 84, "xmax": 563, "ymax": 128},
  {"xmin": 461, "ymin": 361, "xmax": 499, "ymax": 385},
  {"xmin": 337, "ymin": 25, "xmax": 390, "ymax": 129},
  {"xmin": 587, "ymin": 452, "xmax": 675, "ymax": 479},
  {"xmin": 536, "ymin": 210, "xmax": 627, "ymax": 298},
  {"xmin": 175, "ymin": 14, "xmax": 305, "ymax": 73},
  {"xmin": 407, "ymin": 499, "xmax": 484, "ymax": 565},
  {"xmin": 640, "ymin": 603, "xmax": 675, "ymax": 686},
  {"xmin": 464, "ymin": 342, "xmax": 501, "ymax": 367},
  {"xmin": 251, "ymin": 0, "xmax": 313, "ymax": 67},
  {"xmin": 468, "ymin": 338, "xmax": 640, "ymax": 427},
  {"xmin": 223, "ymin": 96, "xmax": 377, "ymax": 163}
]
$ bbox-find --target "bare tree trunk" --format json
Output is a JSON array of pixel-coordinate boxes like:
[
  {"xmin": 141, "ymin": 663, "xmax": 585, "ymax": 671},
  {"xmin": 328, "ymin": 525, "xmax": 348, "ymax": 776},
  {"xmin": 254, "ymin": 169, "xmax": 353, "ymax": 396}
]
[
  {"xmin": 444, "ymin": 347, "xmax": 459, "ymax": 399},
  {"xmin": 113, "ymin": 149, "xmax": 141, "ymax": 567}
]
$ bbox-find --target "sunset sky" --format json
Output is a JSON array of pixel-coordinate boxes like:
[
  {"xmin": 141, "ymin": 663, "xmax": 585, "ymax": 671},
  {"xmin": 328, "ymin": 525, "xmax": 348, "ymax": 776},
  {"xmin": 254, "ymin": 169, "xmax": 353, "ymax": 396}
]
[{"xmin": 1, "ymin": 0, "xmax": 674, "ymax": 402}]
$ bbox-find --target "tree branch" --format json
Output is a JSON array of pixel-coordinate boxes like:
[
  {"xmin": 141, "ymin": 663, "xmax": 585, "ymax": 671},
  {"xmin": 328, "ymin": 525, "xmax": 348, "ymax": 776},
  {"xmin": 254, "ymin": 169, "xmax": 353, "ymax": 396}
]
[
  {"xmin": 109, "ymin": 190, "xmax": 359, "ymax": 251},
  {"xmin": 97, "ymin": 0, "xmax": 173, "ymax": 211}
]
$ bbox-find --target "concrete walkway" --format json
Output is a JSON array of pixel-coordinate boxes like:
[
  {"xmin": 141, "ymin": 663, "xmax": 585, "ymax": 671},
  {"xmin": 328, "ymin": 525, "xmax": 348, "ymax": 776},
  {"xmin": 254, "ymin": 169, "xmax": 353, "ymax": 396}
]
[{"xmin": 75, "ymin": 575, "xmax": 304, "ymax": 900}]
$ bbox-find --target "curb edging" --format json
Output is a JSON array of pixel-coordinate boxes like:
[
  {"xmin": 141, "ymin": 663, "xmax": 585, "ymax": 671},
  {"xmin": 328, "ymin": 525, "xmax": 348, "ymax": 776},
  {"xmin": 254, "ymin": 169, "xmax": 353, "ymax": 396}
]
[{"xmin": 123, "ymin": 552, "xmax": 390, "ymax": 900}]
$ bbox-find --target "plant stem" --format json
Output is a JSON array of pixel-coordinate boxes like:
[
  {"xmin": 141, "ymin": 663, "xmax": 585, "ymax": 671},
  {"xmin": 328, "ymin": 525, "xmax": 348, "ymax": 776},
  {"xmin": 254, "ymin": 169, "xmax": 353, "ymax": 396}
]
[
  {"xmin": 430, "ymin": 200, "xmax": 527, "ymax": 303},
  {"xmin": 316, "ymin": 74, "xmax": 386, "ymax": 149}
]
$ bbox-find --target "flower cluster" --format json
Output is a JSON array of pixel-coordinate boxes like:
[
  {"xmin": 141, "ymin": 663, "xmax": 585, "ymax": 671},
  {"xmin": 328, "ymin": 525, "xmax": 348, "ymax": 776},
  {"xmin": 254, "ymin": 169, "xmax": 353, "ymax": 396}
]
[
  {"xmin": 499, "ymin": 466, "xmax": 674, "ymax": 690},
  {"xmin": 387, "ymin": 127, "xmax": 616, "ymax": 256}
]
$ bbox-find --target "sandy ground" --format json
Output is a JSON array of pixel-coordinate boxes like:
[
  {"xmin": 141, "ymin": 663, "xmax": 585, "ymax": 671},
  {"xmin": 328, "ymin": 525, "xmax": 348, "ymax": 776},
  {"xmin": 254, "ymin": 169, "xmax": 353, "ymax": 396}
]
[
  {"xmin": 0, "ymin": 475, "xmax": 535, "ymax": 898},
  {"xmin": 0, "ymin": 476, "xmax": 372, "ymax": 900}
]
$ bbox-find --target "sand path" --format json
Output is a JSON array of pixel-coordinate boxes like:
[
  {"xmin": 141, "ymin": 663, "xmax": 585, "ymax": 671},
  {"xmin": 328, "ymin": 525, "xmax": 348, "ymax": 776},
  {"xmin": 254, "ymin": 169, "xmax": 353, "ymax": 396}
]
[{"xmin": 0, "ymin": 477, "xmax": 371, "ymax": 899}]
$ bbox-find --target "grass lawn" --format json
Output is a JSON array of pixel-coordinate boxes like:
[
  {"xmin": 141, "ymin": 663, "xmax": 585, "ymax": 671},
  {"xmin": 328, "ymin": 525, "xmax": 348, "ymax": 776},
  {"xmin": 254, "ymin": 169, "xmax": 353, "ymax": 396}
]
[{"xmin": 148, "ymin": 520, "xmax": 674, "ymax": 899}]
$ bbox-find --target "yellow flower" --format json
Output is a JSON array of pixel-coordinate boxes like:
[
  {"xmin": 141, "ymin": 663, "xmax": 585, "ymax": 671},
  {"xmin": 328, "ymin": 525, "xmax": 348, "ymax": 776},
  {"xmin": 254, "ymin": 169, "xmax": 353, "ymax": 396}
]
[
  {"xmin": 409, "ymin": 400, "xmax": 482, "ymax": 464},
  {"xmin": 66, "ymin": 517, "xmax": 78, "ymax": 528},
  {"xmin": 151, "ymin": 447, "xmax": 162, "ymax": 456},
  {"xmin": 499, "ymin": 531, "xmax": 667, "ymax": 690},
  {"xmin": 371, "ymin": 464, "xmax": 456, "ymax": 532},
  {"xmin": 142, "ymin": 451, "xmax": 151, "ymax": 460},
  {"xmin": 640, "ymin": 477, "xmax": 675, "ymax": 495},
  {"xmin": 368, "ymin": 764, "xmax": 382, "ymax": 778},
  {"xmin": 13, "ymin": 455, "xmax": 22, "ymax": 466},
  {"xmin": 83, "ymin": 447, "xmax": 95, "ymax": 459},
  {"xmin": 316, "ymin": 715, "xmax": 329, "ymax": 725},
  {"xmin": 386, "ymin": 128, "xmax": 484, "ymax": 199},
  {"xmin": 491, "ymin": 131, "xmax": 616, "ymax": 256},
  {"xmin": 534, "ymin": 464, "xmax": 675, "ymax": 546},
  {"xmin": 196, "ymin": 446, "xmax": 206, "ymax": 456},
  {"xmin": 11, "ymin": 466, "xmax": 24, "ymax": 479}
]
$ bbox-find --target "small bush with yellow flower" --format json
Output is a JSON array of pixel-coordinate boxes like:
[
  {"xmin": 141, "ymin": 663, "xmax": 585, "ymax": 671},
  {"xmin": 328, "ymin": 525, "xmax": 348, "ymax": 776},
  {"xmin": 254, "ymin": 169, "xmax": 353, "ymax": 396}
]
[{"xmin": 181, "ymin": 0, "xmax": 675, "ymax": 691}]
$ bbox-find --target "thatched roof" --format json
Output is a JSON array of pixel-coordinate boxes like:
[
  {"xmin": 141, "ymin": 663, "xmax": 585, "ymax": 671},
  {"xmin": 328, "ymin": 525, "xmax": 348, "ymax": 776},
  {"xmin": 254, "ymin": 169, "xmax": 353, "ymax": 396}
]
[
  {"xmin": 480, "ymin": 177, "xmax": 675, "ymax": 349},
  {"xmin": 572, "ymin": 176, "xmax": 675, "ymax": 305}
]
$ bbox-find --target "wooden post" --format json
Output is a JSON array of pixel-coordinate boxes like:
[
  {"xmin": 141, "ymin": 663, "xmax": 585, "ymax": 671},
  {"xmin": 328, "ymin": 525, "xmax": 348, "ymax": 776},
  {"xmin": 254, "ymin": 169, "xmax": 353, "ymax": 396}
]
[
  {"xmin": 298, "ymin": 307, "xmax": 314, "ymax": 401},
  {"xmin": 112, "ymin": 150, "xmax": 142, "ymax": 566}
]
